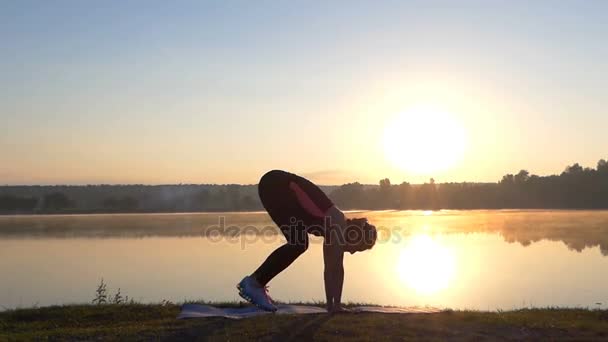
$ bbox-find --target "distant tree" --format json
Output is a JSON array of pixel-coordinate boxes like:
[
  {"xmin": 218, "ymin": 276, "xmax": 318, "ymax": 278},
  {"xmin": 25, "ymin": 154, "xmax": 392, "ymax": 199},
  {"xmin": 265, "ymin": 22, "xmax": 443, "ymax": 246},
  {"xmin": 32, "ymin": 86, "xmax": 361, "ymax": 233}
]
[
  {"xmin": 210, "ymin": 188, "xmax": 228, "ymax": 210},
  {"xmin": 500, "ymin": 174, "xmax": 515, "ymax": 186},
  {"xmin": 597, "ymin": 159, "xmax": 608, "ymax": 173},
  {"xmin": 416, "ymin": 179, "xmax": 439, "ymax": 209},
  {"xmin": 102, "ymin": 197, "xmax": 117, "ymax": 209},
  {"xmin": 0, "ymin": 195, "xmax": 38, "ymax": 213},
  {"xmin": 193, "ymin": 189, "xmax": 211, "ymax": 210},
  {"xmin": 121, "ymin": 197, "xmax": 139, "ymax": 211},
  {"xmin": 379, "ymin": 178, "xmax": 391, "ymax": 190},
  {"xmin": 514, "ymin": 170, "xmax": 530, "ymax": 185},
  {"xmin": 226, "ymin": 185, "xmax": 241, "ymax": 210},
  {"xmin": 330, "ymin": 182, "xmax": 365, "ymax": 209},
  {"xmin": 378, "ymin": 178, "xmax": 396, "ymax": 208},
  {"xmin": 563, "ymin": 163, "xmax": 584, "ymax": 175},
  {"xmin": 240, "ymin": 195, "xmax": 256, "ymax": 210},
  {"xmin": 43, "ymin": 192, "xmax": 71, "ymax": 211},
  {"xmin": 396, "ymin": 182, "xmax": 412, "ymax": 209}
]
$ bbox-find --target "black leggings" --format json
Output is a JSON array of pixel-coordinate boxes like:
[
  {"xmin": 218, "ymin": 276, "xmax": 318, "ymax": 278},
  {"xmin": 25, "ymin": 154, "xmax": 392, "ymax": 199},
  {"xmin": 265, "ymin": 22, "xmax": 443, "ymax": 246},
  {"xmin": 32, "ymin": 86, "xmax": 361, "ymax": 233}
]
[{"xmin": 252, "ymin": 170, "xmax": 333, "ymax": 285}]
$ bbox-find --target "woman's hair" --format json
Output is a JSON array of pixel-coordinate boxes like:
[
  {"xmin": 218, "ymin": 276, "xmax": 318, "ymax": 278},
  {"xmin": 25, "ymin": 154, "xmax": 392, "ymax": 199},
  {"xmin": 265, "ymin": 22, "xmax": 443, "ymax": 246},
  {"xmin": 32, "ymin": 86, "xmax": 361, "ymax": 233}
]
[{"xmin": 344, "ymin": 218, "xmax": 377, "ymax": 251}]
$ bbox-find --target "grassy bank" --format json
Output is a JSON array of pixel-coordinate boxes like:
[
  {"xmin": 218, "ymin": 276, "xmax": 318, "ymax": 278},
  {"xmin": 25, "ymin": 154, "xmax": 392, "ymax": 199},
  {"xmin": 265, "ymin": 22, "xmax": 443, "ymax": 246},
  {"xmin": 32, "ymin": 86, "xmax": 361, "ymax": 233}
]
[{"xmin": 1, "ymin": 303, "xmax": 608, "ymax": 341}]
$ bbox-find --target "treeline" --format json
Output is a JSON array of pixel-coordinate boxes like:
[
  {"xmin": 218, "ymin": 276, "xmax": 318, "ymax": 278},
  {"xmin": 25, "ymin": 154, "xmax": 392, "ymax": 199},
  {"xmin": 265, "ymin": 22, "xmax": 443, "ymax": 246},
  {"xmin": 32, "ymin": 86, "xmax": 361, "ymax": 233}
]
[
  {"xmin": 1, "ymin": 159, "xmax": 607, "ymax": 214},
  {"xmin": 331, "ymin": 159, "xmax": 608, "ymax": 210},
  {"xmin": 0, "ymin": 184, "xmax": 269, "ymax": 214}
]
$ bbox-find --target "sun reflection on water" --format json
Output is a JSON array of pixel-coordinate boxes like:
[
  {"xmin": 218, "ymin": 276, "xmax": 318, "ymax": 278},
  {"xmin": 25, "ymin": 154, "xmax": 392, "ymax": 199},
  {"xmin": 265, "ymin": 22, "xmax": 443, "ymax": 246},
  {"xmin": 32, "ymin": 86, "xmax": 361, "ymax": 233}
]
[{"xmin": 396, "ymin": 234, "xmax": 456, "ymax": 295}]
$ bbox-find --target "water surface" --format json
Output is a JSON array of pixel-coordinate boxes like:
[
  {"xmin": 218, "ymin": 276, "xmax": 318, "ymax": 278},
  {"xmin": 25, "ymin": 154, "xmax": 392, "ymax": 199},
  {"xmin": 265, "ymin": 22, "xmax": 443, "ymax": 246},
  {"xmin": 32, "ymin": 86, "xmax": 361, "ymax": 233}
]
[{"xmin": 1, "ymin": 210, "xmax": 607, "ymax": 310}]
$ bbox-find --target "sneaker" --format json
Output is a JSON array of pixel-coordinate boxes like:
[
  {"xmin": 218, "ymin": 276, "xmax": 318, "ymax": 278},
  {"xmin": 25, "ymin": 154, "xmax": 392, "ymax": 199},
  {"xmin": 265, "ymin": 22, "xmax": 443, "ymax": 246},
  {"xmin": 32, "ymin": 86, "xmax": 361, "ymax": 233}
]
[{"xmin": 237, "ymin": 276, "xmax": 277, "ymax": 312}]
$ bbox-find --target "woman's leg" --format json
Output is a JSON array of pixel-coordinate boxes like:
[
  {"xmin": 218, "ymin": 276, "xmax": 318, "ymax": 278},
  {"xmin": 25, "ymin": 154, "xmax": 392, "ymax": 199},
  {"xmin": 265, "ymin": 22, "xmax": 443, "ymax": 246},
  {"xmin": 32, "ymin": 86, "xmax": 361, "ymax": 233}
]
[
  {"xmin": 251, "ymin": 170, "xmax": 315, "ymax": 285},
  {"xmin": 252, "ymin": 226, "xmax": 308, "ymax": 285},
  {"xmin": 238, "ymin": 170, "xmax": 333, "ymax": 311}
]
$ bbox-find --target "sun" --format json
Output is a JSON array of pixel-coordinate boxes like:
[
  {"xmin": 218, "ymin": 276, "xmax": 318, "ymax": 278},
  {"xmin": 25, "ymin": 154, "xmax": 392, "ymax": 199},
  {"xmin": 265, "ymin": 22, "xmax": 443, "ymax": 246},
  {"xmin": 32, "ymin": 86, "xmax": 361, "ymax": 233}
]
[
  {"xmin": 396, "ymin": 234, "xmax": 456, "ymax": 295},
  {"xmin": 383, "ymin": 105, "xmax": 466, "ymax": 174}
]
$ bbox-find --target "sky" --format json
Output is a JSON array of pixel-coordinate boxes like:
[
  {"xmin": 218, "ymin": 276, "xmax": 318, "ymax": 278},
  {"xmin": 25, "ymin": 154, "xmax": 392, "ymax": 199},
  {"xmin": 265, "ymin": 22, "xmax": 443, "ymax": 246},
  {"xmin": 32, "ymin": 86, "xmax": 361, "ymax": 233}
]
[{"xmin": 1, "ymin": 0, "xmax": 607, "ymax": 185}]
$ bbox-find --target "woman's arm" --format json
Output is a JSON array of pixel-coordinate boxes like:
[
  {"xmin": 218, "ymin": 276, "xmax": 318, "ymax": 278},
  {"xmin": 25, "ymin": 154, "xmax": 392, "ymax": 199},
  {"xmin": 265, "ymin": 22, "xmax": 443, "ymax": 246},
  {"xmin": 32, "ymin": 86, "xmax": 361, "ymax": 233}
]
[
  {"xmin": 323, "ymin": 206, "xmax": 346, "ymax": 312},
  {"xmin": 323, "ymin": 240, "xmax": 344, "ymax": 311}
]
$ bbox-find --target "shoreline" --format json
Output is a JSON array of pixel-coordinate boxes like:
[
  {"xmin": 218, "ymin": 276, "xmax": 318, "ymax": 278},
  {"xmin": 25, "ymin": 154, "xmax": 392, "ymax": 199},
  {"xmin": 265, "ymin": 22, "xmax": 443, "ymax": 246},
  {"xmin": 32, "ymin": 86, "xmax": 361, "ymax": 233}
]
[{"xmin": 2, "ymin": 303, "xmax": 607, "ymax": 340}]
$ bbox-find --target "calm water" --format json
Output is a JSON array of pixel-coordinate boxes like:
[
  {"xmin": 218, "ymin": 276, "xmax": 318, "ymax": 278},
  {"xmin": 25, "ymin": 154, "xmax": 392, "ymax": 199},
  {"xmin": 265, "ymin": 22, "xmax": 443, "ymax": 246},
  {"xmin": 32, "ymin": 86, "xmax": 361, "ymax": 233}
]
[{"xmin": 1, "ymin": 210, "xmax": 607, "ymax": 310}]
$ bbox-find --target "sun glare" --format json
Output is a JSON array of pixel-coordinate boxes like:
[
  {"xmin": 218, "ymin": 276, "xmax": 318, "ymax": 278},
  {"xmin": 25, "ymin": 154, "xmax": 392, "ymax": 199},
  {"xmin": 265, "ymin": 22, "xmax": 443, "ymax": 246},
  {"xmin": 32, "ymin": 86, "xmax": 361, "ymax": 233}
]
[
  {"xmin": 396, "ymin": 234, "xmax": 456, "ymax": 295},
  {"xmin": 383, "ymin": 105, "xmax": 466, "ymax": 174}
]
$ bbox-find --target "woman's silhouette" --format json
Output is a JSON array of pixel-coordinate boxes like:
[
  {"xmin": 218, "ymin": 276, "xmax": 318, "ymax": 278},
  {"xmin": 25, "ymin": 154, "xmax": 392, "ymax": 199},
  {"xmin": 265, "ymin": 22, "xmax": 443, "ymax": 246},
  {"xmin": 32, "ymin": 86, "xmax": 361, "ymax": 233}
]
[{"xmin": 238, "ymin": 170, "xmax": 377, "ymax": 312}]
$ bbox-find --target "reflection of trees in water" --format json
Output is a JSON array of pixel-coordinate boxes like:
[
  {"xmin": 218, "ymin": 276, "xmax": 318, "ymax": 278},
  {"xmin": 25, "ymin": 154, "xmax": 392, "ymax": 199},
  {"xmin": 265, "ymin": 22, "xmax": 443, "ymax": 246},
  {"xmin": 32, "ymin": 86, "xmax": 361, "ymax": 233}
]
[
  {"xmin": 497, "ymin": 214, "xmax": 608, "ymax": 256},
  {"xmin": 0, "ymin": 213, "xmax": 277, "ymax": 239},
  {"xmin": 364, "ymin": 210, "xmax": 608, "ymax": 257},
  {"xmin": 1, "ymin": 211, "xmax": 608, "ymax": 257}
]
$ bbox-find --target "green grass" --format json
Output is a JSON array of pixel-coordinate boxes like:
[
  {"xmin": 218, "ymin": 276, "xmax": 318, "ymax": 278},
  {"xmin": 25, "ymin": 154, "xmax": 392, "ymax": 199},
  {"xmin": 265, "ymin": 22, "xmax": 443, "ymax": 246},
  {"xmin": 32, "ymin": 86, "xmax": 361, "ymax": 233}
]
[{"xmin": 1, "ymin": 303, "xmax": 608, "ymax": 341}]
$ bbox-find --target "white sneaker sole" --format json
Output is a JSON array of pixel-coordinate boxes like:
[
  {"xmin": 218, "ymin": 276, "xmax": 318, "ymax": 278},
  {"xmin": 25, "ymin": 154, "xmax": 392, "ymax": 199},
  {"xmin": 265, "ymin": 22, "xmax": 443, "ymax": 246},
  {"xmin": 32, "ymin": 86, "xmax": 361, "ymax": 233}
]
[{"xmin": 236, "ymin": 283, "xmax": 277, "ymax": 312}]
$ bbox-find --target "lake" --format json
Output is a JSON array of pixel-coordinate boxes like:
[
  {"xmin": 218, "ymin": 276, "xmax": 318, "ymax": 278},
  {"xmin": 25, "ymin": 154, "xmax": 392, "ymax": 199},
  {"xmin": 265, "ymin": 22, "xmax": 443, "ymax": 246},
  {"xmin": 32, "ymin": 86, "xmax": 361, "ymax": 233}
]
[{"xmin": 1, "ymin": 210, "xmax": 607, "ymax": 311}]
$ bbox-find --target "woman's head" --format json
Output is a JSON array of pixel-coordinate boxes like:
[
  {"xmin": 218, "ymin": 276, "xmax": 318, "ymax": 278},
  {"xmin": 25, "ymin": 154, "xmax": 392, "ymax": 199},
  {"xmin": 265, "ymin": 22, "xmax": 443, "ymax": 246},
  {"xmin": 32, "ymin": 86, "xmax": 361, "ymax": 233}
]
[{"xmin": 343, "ymin": 218, "xmax": 377, "ymax": 254}]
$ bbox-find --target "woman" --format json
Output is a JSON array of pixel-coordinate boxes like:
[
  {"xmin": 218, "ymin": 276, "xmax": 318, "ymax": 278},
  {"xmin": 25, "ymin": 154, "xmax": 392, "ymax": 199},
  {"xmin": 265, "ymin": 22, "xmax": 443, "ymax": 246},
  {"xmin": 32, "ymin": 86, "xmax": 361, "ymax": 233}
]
[{"xmin": 237, "ymin": 170, "xmax": 377, "ymax": 312}]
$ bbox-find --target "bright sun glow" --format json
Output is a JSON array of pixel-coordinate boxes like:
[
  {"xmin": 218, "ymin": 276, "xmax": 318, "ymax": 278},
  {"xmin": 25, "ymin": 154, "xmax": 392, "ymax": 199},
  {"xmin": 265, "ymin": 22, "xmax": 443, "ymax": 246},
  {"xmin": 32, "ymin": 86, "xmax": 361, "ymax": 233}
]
[
  {"xmin": 396, "ymin": 234, "xmax": 456, "ymax": 295},
  {"xmin": 383, "ymin": 105, "xmax": 466, "ymax": 174}
]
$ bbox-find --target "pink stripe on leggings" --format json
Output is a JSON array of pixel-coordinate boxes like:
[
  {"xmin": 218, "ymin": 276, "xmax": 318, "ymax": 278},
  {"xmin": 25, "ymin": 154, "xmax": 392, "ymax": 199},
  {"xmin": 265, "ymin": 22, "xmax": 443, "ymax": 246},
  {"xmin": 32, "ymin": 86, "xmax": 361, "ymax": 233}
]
[{"xmin": 289, "ymin": 181, "xmax": 327, "ymax": 218}]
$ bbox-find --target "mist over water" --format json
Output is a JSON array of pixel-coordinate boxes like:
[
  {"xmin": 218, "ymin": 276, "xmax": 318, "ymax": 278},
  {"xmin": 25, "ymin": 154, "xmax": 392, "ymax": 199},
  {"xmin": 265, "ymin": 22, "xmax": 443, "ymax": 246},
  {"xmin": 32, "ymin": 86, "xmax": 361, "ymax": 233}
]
[{"xmin": 1, "ymin": 210, "xmax": 607, "ymax": 310}]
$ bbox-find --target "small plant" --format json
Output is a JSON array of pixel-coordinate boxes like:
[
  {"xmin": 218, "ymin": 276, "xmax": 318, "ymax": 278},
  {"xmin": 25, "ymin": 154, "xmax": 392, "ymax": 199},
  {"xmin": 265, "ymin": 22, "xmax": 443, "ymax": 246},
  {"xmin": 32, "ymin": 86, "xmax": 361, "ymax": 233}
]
[
  {"xmin": 92, "ymin": 279, "xmax": 132, "ymax": 305},
  {"xmin": 92, "ymin": 278, "xmax": 108, "ymax": 305},
  {"xmin": 112, "ymin": 288, "xmax": 123, "ymax": 304}
]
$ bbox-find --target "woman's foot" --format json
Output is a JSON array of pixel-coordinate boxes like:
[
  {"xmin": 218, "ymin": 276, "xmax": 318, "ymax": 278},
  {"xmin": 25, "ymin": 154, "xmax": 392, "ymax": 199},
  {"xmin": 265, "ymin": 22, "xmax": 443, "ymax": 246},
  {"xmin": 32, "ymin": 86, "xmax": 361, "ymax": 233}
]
[{"xmin": 237, "ymin": 276, "xmax": 277, "ymax": 312}]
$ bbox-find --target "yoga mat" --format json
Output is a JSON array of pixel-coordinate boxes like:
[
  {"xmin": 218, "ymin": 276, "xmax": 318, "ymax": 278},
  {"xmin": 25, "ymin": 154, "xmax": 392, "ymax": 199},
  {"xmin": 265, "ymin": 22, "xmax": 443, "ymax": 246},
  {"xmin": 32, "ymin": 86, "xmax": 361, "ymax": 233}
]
[{"xmin": 178, "ymin": 304, "xmax": 441, "ymax": 319}]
